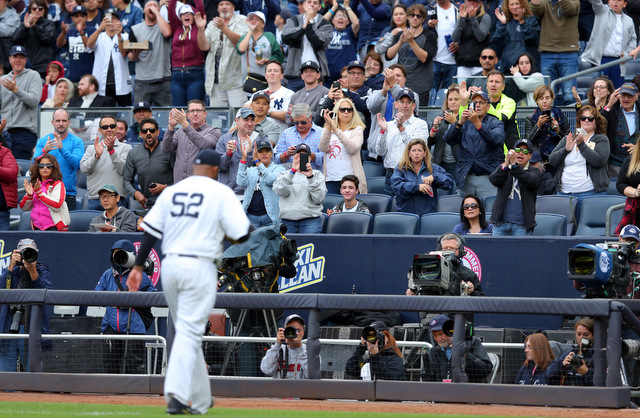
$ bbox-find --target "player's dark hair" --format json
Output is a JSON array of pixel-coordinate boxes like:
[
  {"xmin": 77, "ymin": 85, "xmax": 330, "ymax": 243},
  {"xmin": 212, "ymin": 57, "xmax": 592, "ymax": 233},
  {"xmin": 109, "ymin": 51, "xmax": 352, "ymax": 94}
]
[
  {"xmin": 99, "ymin": 115, "xmax": 116, "ymax": 127},
  {"xmin": 140, "ymin": 118, "xmax": 159, "ymax": 130}
]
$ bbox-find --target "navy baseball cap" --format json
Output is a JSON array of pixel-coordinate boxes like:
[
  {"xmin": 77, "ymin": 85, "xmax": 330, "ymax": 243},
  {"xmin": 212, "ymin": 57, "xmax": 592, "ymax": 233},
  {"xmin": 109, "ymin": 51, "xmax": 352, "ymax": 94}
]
[
  {"xmin": 471, "ymin": 90, "xmax": 490, "ymax": 102},
  {"xmin": 429, "ymin": 314, "xmax": 452, "ymax": 332},
  {"xmin": 620, "ymin": 224, "xmax": 640, "ymax": 241},
  {"xmin": 514, "ymin": 138, "xmax": 533, "ymax": 149},
  {"xmin": 530, "ymin": 151, "xmax": 542, "ymax": 164},
  {"xmin": 10, "ymin": 45, "xmax": 26, "ymax": 57},
  {"xmin": 278, "ymin": 9, "xmax": 293, "ymax": 20},
  {"xmin": 255, "ymin": 137, "xmax": 272, "ymax": 151},
  {"xmin": 133, "ymin": 101, "xmax": 152, "ymax": 112},
  {"xmin": 71, "ymin": 5, "xmax": 87, "ymax": 15},
  {"xmin": 619, "ymin": 82, "xmax": 639, "ymax": 96},
  {"xmin": 347, "ymin": 60, "xmax": 365, "ymax": 71},
  {"xmin": 369, "ymin": 321, "xmax": 388, "ymax": 331},
  {"xmin": 397, "ymin": 87, "xmax": 415, "ymax": 101},
  {"xmin": 300, "ymin": 60, "xmax": 320, "ymax": 73},
  {"xmin": 285, "ymin": 314, "xmax": 305, "ymax": 327},
  {"xmin": 295, "ymin": 143, "xmax": 311, "ymax": 154},
  {"xmin": 194, "ymin": 149, "xmax": 221, "ymax": 167},
  {"xmin": 105, "ymin": 8, "xmax": 121, "ymax": 19},
  {"xmin": 251, "ymin": 91, "xmax": 270, "ymax": 103},
  {"xmin": 238, "ymin": 107, "xmax": 256, "ymax": 119}
]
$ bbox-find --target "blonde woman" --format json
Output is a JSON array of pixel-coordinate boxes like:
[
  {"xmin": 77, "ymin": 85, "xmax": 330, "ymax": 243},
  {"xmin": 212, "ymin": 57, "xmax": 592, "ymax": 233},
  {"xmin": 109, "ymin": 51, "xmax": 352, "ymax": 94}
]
[
  {"xmin": 615, "ymin": 139, "xmax": 640, "ymax": 233},
  {"xmin": 391, "ymin": 139, "xmax": 453, "ymax": 215},
  {"xmin": 320, "ymin": 97, "xmax": 367, "ymax": 194}
]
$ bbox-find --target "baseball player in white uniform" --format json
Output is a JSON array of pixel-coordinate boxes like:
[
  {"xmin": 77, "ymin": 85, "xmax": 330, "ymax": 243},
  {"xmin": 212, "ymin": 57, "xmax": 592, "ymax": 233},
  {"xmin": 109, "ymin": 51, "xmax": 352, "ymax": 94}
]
[{"xmin": 128, "ymin": 149, "xmax": 251, "ymax": 415}]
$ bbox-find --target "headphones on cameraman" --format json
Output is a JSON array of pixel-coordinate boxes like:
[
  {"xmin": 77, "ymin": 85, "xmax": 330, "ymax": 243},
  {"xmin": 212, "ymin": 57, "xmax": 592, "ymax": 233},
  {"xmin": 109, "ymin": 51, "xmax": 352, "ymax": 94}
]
[{"xmin": 436, "ymin": 233, "xmax": 466, "ymax": 258}]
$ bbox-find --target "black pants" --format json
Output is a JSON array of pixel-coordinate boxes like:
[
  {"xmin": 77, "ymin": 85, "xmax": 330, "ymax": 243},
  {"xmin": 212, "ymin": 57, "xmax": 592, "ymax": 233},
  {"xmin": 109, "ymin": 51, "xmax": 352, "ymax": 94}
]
[{"xmin": 102, "ymin": 327, "xmax": 146, "ymax": 374}]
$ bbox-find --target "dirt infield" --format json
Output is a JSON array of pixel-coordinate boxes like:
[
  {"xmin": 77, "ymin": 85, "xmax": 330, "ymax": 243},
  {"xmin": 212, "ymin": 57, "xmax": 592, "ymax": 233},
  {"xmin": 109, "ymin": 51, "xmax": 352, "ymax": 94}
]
[{"xmin": 0, "ymin": 392, "xmax": 638, "ymax": 417}]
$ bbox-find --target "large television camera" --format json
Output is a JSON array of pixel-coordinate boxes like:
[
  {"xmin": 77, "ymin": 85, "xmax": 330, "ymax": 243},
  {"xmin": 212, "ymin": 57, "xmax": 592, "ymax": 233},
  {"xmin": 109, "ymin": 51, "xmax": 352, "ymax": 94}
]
[
  {"xmin": 408, "ymin": 251, "xmax": 456, "ymax": 295},
  {"xmin": 568, "ymin": 242, "xmax": 635, "ymax": 298}
]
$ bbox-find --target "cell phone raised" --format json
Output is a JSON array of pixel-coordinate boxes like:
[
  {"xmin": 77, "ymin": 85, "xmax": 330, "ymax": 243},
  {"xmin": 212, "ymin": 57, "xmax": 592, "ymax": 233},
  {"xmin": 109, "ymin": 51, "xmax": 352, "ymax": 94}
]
[
  {"xmin": 299, "ymin": 153, "xmax": 309, "ymax": 170},
  {"xmin": 542, "ymin": 109, "xmax": 551, "ymax": 118},
  {"xmin": 332, "ymin": 80, "xmax": 341, "ymax": 90}
]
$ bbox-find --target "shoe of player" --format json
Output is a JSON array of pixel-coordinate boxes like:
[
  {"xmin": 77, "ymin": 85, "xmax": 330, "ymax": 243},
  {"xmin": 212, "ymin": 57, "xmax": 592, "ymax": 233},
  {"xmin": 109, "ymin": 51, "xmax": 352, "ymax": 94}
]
[{"xmin": 166, "ymin": 397, "xmax": 199, "ymax": 415}]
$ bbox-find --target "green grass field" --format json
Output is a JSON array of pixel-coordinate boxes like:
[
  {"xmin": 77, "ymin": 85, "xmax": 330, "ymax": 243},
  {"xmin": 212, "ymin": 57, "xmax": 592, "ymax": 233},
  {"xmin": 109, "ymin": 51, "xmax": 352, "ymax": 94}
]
[{"xmin": 0, "ymin": 401, "xmax": 532, "ymax": 417}]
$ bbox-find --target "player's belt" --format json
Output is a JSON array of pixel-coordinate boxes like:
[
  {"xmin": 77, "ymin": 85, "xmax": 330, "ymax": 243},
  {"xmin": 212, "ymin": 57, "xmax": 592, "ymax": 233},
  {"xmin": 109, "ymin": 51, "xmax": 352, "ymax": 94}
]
[{"xmin": 166, "ymin": 254, "xmax": 215, "ymax": 263}]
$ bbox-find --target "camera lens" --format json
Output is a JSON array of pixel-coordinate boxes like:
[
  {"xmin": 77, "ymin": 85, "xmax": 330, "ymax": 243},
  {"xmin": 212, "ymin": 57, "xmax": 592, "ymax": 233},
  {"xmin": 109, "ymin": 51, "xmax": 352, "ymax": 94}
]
[
  {"xmin": 283, "ymin": 326, "xmax": 298, "ymax": 340},
  {"xmin": 21, "ymin": 248, "xmax": 38, "ymax": 263}
]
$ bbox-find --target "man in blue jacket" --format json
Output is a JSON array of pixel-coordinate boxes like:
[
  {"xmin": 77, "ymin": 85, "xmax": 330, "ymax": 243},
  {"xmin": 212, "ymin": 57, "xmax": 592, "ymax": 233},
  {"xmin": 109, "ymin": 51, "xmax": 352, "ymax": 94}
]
[
  {"xmin": 0, "ymin": 238, "xmax": 52, "ymax": 372},
  {"xmin": 443, "ymin": 90, "xmax": 505, "ymax": 200},
  {"xmin": 95, "ymin": 239, "xmax": 155, "ymax": 374}
]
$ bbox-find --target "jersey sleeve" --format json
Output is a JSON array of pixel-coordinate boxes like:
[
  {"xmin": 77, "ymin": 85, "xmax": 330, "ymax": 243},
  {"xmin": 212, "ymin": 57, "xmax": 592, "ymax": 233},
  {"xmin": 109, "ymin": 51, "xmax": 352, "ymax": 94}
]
[
  {"xmin": 219, "ymin": 187, "xmax": 251, "ymax": 242},
  {"xmin": 140, "ymin": 189, "xmax": 170, "ymax": 239}
]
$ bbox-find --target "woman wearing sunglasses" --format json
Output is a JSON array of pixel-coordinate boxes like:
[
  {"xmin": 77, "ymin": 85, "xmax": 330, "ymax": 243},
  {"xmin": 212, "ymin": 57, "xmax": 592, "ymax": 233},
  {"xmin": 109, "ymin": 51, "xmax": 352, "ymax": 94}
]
[
  {"xmin": 13, "ymin": 0, "xmax": 56, "ymax": 78},
  {"xmin": 391, "ymin": 139, "xmax": 453, "ymax": 216},
  {"xmin": 453, "ymin": 195, "xmax": 493, "ymax": 235},
  {"xmin": 20, "ymin": 153, "xmax": 70, "ymax": 231},
  {"xmin": 549, "ymin": 105, "xmax": 610, "ymax": 210},
  {"xmin": 320, "ymin": 98, "xmax": 367, "ymax": 194}
]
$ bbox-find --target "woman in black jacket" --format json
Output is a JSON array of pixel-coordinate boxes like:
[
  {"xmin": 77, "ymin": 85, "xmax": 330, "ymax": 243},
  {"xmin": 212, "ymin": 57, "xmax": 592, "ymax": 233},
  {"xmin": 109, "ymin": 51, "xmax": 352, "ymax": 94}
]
[
  {"xmin": 428, "ymin": 84, "xmax": 461, "ymax": 184},
  {"xmin": 13, "ymin": 0, "xmax": 56, "ymax": 78}
]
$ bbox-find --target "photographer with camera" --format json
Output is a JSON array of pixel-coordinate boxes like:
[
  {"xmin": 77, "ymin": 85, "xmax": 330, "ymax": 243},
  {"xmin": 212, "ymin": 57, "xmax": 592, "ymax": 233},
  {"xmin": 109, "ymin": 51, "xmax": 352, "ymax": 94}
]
[
  {"xmin": 94, "ymin": 239, "xmax": 156, "ymax": 374},
  {"xmin": 406, "ymin": 233, "xmax": 484, "ymax": 298},
  {"xmin": 421, "ymin": 314, "xmax": 492, "ymax": 383},
  {"xmin": 345, "ymin": 321, "xmax": 405, "ymax": 381},
  {"xmin": 260, "ymin": 314, "xmax": 308, "ymax": 379},
  {"xmin": 546, "ymin": 318, "xmax": 595, "ymax": 386},
  {"xmin": 0, "ymin": 238, "xmax": 52, "ymax": 372}
]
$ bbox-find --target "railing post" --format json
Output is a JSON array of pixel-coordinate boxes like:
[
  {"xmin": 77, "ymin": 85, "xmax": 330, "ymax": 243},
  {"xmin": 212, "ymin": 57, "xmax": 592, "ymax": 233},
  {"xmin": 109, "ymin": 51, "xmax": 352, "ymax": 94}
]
[
  {"xmin": 307, "ymin": 309, "xmax": 321, "ymax": 380},
  {"xmin": 593, "ymin": 316, "xmax": 607, "ymax": 386},
  {"xmin": 451, "ymin": 313, "xmax": 468, "ymax": 383},
  {"xmin": 28, "ymin": 305, "xmax": 43, "ymax": 372},
  {"xmin": 606, "ymin": 302, "xmax": 623, "ymax": 387}
]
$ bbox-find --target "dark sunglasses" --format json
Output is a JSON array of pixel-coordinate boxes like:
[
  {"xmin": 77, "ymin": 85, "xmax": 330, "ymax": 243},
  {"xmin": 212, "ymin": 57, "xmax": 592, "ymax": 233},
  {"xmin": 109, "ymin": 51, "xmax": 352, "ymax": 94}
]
[
  {"xmin": 293, "ymin": 120, "xmax": 308, "ymax": 126},
  {"xmin": 463, "ymin": 203, "xmax": 479, "ymax": 210},
  {"xmin": 141, "ymin": 128, "xmax": 157, "ymax": 134},
  {"xmin": 100, "ymin": 123, "xmax": 117, "ymax": 130},
  {"xmin": 409, "ymin": 13, "xmax": 423, "ymax": 18},
  {"xmin": 514, "ymin": 148, "xmax": 531, "ymax": 155},
  {"xmin": 338, "ymin": 107, "xmax": 353, "ymax": 113},
  {"xmin": 481, "ymin": 55, "xmax": 496, "ymax": 60},
  {"xmin": 31, "ymin": 6, "xmax": 44, "ymax": 11},
  {"xmin": 38, "ymin": 163, "xmax": 53, "ymax": 169},
  {"xmin": 580, "ymin": 116, "xmax": 595, "ymax": 122}
]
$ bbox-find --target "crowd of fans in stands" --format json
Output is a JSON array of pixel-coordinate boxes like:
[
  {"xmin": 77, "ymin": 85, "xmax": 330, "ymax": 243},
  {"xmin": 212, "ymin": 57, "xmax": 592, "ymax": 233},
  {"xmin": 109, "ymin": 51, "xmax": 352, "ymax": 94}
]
[{"xmin": 3, "ymin": 0, "xmax": 640, "ymax": 235}]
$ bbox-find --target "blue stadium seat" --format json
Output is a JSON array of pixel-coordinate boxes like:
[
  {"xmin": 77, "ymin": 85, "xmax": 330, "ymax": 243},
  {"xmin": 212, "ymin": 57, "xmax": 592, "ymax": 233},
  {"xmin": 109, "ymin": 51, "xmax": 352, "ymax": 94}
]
[
  {"xmin": 625, "ymin": 59, "xmax": 640, "ymax": 81},
  {"xmin": 68, "ymin": 210, "xmax": 102, "ymax": 232},
  {"xmin": 576, "ymin": 75, "xmax": 597, "ymax": 88},
  {"xmin": 366, "ymin": 176, "xmax": 386, "ymax": 194},
  {"xmin": 76, "ymin": 169, "xmax": 87, "ymax": 189},
  {"xmin": 16, "ymin": 159, "xmax": 32, "ymax": 176},
  {"xmin": 608, "ymin": 178, "xmax": 623, "ymax": 196},
  {"xmin": 324, "ymin": 212, "xmax": 372, "ymax": 234},
  {"xmin": 574, "ymin": 195, "xmax": 626, "ymax": 236},
  {"xmin": 437, "ymin": 195, "xmax": 463, "ymax": 213},
  {"xmin": 19, "ymin": 211, "xmax": 31, "ymax": 230},
  {"xmin": 431, "ymin": 88, "xmax": 447, "ymax": 107},
  {"xmin": 533, "ymin": 214, "xmax": 567, "ymax": 236},
  {"xmin": 484, "ymin": 195, "xmax": 496, "ymax": 212},
  {"xmin": 372, "ymin": 212, "xmax": 420, "ymax": 235},
  {"xmin": 536, "ymin": 195, "xmax": 577, "ymax": 235},
  {"xmin": 357, "ymin": 193, "xmax": 392, "ymax": 215},
  {"xmin": 322, "ymin": 194, "xmax": 344, "ymax": 213},
  {"xmin": 363, "ymin": 161, "xmax": 386, "ymax": 179},
  {"xmin": 419, "ymin": 212, "xmax": 460, "ymax": 235}
]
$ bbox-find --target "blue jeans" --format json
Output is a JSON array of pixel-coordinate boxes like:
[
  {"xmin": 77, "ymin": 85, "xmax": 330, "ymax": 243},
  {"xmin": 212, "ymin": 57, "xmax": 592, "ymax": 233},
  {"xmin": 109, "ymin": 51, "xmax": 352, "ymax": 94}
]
[
  {"xmin": 558, "ymin": 189, "xmax": 607, "ymax": 223},
  {"xmin": 284, "ymin": 77, "xmax": 304, "ymax": 93},
  {"xmin": 171, "ymin": 68, "xmax": 205, "ymax": 107},
  {"xmin": 384, "ymin": 169, "xmax": 394, "ymax": 196},
  {"xmin": 433, "ymin": 61, "xmax": 457, "ymax": 91},
  {"xmin": 247, "ymin": 213, "xmax": 273, "ymax": 229},
  {"xmin": 66, "ymin": 195, "xmax": 77, "ymax": 211},
  {"xmin": 0, "ymin": 325, "xmax": 26, "ymax": 372},
  {"xmin": 540, "ymin": 52, "xmax": 579, "ymax": 106},
  {"xmin": 600, "ymin": 56, "xmax": 624, "ymax": 89},
  {"xmin": 0, "ymin": 209, "xmax": 9, "ymax": 230},
  {"xmin": 7, "ymin": 129, "xmax": 37, "ymax": 160},
  {"xmin": 282, "ymin": 217, "xmax": 322, "ymax": 233},
  {"xmin": 492, "ymin": 222, "xmax": 532, "ymax": 236},
  {"xmin": 325, "ymin": 181, "xmax": 341, "ymax": 194}
]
